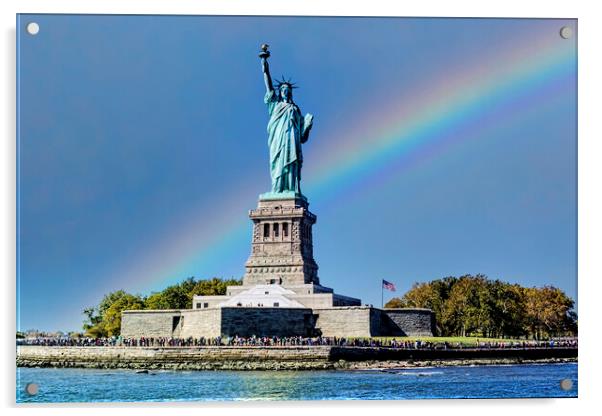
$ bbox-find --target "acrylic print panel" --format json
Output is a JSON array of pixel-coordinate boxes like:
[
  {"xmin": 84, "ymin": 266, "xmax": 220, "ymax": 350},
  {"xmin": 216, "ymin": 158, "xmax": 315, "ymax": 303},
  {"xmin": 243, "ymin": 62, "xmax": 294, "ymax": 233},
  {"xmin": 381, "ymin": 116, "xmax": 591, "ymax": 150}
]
[{"xmin": 16, "ymin": 14, "xmax": 577, "ymax": 403}]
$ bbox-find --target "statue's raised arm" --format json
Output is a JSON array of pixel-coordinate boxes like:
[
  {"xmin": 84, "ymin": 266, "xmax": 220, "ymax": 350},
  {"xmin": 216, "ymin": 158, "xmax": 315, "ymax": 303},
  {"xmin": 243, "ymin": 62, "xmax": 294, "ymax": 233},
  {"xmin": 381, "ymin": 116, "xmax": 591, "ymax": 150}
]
[{"xmin": 259, "ymin": 44, "xmax": 273, "ymax": 93}]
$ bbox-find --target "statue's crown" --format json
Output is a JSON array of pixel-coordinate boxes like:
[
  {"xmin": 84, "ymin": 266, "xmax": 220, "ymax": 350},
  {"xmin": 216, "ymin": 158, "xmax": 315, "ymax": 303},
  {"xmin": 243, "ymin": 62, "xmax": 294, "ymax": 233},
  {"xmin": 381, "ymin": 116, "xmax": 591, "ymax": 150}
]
[{"xmin": 275, "ymin": 76, "xmax": 298, "ymax": 90}]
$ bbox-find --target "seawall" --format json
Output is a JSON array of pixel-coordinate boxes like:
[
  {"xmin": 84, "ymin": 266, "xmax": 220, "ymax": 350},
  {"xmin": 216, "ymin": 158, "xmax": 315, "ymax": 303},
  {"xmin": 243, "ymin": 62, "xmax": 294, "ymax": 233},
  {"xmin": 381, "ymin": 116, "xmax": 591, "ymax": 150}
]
[
  {"xmin": 16, "ymin": 346, "xmax": 334, "ymax": 370},
  {"xmin": 16, "ymin": 346, "xmax": 577, "ymax": 371}
]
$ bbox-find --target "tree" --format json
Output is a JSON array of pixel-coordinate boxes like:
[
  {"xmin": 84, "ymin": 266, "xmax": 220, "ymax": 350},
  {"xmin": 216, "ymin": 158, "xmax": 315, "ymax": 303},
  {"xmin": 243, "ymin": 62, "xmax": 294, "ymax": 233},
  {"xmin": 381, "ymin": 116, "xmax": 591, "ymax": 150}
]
[
  {"xmin": 442, "ymin": 276, "xmax": 478, "ymax": 337},
  {"xmin": 487, "ymin": 281, "xmax": 525, "ymax": 338},
  {"xmin": 385, "ymin": 276, "xmax": 460, "ymax": 335},
  {"xmin": 99, "ymin": 290, "xmax": 130, "ymax": 316},
  {"xmin": 389, "ymin": 274, "xmax": 577, "ymax": 339},
  {"xmin": 144, "ymin": 277, "xmax": 242, "ymax": 310},
  {"xmin": 145, "ymin": 285, "xmax": 190, "ymax": 310},
  {"xmin": 188, "ymin": 277, "xmax": 241, "ymax": 299},
  {"xmin": 82, "ymin": 277, "xmax": 243, "ymax": 336},
  {"xmin": 523, "ymin": 285, "xmax": 576, "ymax": 339},
  {"xmin": 102, "ymin": 293, "xmax": 145, "ymax": 336},
  {"xmin": 538, "ymin": 286, "xmax": 576, "ymax": 337},
  {"xmin": 83, "ymin": 290, "xmax": 144, "ymax": 337},
  {"xmin": 82, "ymin": 306, "xmax": 103, "ymax": 336},
  {"xmin": 384, "ymin": 297, "xmax": 405, "ymax": 308}
]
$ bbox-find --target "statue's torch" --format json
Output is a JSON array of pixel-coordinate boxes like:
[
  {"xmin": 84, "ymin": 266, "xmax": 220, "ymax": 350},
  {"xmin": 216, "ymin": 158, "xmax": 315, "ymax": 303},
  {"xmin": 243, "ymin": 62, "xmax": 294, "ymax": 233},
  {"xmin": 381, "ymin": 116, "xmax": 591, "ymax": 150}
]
[{"xmin": 259, "ymin": 43, "xmax": 271, "ymax": 59}]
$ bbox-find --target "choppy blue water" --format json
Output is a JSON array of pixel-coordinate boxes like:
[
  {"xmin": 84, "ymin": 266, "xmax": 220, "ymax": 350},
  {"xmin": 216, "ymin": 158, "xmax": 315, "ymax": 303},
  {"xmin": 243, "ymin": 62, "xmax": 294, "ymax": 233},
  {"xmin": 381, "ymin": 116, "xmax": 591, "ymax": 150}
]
[{"xmin": 17, "ymin": 363, "xmax": 577, "ymax": 402}]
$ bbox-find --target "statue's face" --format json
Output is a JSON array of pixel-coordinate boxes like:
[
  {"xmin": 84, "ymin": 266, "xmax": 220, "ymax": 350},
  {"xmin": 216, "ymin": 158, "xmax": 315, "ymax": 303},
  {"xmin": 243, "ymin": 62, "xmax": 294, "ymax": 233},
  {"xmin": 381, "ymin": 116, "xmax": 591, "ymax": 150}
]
[{"xmin": 280, "ymin": 85, "xmax": 292, "ymax": 100}]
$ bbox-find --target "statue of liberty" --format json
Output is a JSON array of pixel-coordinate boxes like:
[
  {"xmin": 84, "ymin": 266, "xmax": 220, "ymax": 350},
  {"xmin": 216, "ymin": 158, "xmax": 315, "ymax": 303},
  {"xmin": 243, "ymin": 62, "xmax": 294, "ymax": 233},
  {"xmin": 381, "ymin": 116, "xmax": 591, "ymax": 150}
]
[{"xmin": 259, "ymin": 44, "xmax": 313, "ymax": 197}]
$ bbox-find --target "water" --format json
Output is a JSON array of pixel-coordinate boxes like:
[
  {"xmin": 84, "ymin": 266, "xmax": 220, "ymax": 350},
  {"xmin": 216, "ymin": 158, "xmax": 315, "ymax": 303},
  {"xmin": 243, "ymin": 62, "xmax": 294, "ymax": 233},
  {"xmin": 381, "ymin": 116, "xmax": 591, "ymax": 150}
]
[{"xmin": 16, "ymin": 363, "xmax": 577, "ymax": 402}]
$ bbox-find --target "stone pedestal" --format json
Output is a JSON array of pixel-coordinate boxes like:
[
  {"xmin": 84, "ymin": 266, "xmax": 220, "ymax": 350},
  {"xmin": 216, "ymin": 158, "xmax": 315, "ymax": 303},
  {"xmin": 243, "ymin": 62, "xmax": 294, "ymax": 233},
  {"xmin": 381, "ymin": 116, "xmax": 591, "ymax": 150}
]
[{"xmin": 243, "ymin": 195, "xmax": 320, "ymax": 286}]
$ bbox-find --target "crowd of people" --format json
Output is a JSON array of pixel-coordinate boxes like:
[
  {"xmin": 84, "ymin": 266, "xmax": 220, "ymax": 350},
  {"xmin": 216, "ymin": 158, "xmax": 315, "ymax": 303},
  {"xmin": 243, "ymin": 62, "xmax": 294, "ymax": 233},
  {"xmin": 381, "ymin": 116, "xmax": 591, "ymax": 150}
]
[{"xmin": 17, "ymin": 335, "xmax": 578, "ymax": 350}]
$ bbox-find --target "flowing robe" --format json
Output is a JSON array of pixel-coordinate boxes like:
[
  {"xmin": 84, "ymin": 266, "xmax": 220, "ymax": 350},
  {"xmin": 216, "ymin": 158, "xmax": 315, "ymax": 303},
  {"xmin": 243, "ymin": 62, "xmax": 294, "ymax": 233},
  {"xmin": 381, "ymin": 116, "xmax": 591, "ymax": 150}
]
[{"xmin": 264, "ymin": 90, "xmax": 312, "ymax": 193}]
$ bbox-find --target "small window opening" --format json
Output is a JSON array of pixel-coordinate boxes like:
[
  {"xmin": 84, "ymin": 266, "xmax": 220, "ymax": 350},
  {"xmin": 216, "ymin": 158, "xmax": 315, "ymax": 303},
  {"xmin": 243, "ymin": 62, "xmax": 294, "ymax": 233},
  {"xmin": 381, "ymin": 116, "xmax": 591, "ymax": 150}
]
[{"xmin": 172, "ymin": 316, "xmax": 181, "ymax": 331}]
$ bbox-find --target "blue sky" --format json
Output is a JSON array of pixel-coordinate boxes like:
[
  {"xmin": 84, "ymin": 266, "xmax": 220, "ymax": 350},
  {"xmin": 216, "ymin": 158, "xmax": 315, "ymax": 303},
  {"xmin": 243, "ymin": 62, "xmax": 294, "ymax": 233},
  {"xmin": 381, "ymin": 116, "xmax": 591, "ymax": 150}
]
[{"xmin": 17, "ymin": 15, "xmax": 577, "ymax": 331}]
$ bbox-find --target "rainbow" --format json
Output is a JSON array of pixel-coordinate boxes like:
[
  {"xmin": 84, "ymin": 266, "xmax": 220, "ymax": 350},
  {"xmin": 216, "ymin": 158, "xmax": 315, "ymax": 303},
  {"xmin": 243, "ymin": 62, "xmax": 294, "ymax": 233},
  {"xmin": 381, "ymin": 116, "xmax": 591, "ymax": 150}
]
[{"xmin": 107, "ymin": 26, "xmax": 576, "ymax": 294}]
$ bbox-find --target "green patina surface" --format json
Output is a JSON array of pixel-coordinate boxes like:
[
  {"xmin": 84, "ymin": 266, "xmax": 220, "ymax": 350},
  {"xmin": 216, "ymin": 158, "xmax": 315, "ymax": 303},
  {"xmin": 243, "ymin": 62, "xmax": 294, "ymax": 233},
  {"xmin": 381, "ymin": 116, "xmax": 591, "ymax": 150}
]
[
  {"xmin": 259, "ymin": 190, "xmax": 307, "ymax": 201},
  {"xmin": 260, "ymin": 46, "xmax": 313, "ymax": 196}
]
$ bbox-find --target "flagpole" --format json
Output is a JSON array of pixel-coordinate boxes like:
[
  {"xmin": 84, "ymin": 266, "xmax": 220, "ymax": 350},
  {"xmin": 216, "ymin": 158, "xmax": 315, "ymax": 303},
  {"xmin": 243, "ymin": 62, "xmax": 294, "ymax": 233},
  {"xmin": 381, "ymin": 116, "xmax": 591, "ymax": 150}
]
[{"xmin": 381, "ymin": 279, "xmax": 383, "ymax": 309}]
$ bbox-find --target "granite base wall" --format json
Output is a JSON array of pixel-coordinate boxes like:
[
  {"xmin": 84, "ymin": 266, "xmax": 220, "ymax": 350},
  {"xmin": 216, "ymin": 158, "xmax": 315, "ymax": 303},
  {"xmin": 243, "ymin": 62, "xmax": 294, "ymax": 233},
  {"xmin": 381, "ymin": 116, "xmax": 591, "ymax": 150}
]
[
  {"xmin": 121, "ymin": 310, "xmax": 182, "ymax": 338},
  {"xmin": 313, "ymin": 307, "xmax": 373, "ymax": 337},
  {"xmin": 381, "ymin": 308, "xmax": 435, "ymax": 337},
  {"xmin": 180, "ymin": 309, "xmax": 222, "ymax": 338},
  {"xmin": 121, "ymin": 307, "xmax": 435, "ymax": 338},
  {"xmin": 220, "ymin": 307, "xmax": 313, "ymax": 337},
  {"xmin": 312, "ymin": 307, "xmax": 434, "ymax": 337}
]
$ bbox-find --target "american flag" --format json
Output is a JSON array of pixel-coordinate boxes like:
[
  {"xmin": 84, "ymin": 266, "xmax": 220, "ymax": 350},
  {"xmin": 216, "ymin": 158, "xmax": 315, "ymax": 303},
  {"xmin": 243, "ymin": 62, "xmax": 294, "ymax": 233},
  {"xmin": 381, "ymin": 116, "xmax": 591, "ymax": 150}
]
[{"xmin": 382, "ymin": 279, "xmax": 396, "ymax": 292}]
